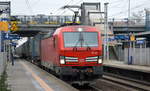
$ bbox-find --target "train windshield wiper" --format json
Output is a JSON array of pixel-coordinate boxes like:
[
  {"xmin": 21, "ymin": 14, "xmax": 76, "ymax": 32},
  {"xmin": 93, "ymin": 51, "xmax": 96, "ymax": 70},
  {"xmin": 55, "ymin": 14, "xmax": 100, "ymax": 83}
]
[
  {"xmin": 82, "ymin": 34, "xmax": 91, "ymax": 51},
  {"xmin": 73, "ymin": 32, "xmax": 82, "ymax": 51},
  {"xmin": 84, "ymin": 41, "xmax": 91, "ymax": 51},
  {"xmin": 73, "ymin": 32, "xmax": 91, "ymax": 51}
]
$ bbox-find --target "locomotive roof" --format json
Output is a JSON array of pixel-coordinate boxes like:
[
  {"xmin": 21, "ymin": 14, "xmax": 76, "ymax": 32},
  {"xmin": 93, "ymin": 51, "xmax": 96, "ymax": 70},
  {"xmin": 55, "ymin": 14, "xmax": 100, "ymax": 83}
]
[
  {"xmin": 54, "ymin": 25, "xmax": 99, "ymax": 35},
  {"xmin": 42, "ymin": 25, "xmax": 99, "ymax": 39}
]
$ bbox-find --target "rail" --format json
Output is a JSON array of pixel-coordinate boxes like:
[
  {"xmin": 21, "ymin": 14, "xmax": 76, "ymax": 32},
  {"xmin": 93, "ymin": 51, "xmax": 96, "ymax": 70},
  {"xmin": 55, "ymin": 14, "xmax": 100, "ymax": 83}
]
[
  {"xmin": 91, "ymin": 74, "xmax": 150, "ymax": 91},
  {"xmin": 102, "ymin": 74, "xmax": 150, "ymax": 91}
]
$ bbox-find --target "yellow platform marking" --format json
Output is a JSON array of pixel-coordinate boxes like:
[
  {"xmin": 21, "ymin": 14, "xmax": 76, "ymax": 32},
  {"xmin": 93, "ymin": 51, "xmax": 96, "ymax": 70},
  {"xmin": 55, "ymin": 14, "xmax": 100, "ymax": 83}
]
[{"xmin": 20, "ymin": 61, "xmax": 54, "ymax": 91}]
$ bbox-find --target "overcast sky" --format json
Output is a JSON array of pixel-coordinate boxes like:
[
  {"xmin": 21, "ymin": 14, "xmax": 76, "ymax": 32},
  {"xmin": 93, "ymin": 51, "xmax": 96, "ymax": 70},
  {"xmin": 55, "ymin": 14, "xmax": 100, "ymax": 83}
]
[{"xmin": 3, "ymin": 0, "xmax": 150, "ymax": 19}]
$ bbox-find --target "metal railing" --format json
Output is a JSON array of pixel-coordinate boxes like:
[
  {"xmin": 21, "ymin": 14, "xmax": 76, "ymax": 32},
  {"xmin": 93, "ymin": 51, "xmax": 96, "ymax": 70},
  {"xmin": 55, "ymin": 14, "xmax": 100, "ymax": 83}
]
[{"xmin": 11, "ymin": 15, "xmax": 80, "ymax": 25}]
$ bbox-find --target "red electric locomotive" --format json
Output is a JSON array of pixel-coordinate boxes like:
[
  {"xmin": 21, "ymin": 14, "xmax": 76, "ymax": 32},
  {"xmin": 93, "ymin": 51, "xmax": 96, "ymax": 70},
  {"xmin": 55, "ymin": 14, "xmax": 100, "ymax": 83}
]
[{"xmin": 40, "ymin": 25, "xmax": 103, "ymax": 84}]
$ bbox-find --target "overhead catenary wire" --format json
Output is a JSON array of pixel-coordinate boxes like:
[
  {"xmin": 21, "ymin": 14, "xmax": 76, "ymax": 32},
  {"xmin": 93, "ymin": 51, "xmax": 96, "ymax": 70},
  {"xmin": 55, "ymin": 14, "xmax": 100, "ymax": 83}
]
[
  {"xmin": 109, "ymin": 0, "xmax": 125, "ymax": 6},
  {"xmin": 32, "ymin": 0, "xmax": 41, "ymax": 8},
  {"xmin": 109, "ymin": 0, "xmax": 126, "ymax": 9},
  {"xmin": 109, "ymin": 0, "xmax": 150, "ymax": 18},
  {"xmin": 73, "ymin": 0, "xmax": 83, "ymax": 5},
  {"xmin": 110, "ymin": 5, "xmax": 144, "ymax": 17},
  {"xmin": 53, "ymin": 0, "xmax": 75, "ymax": 15},
  {"xmin": 109, "ymin": 0, "xmax": 123, "ymax": 4},
  {"xmin": 58, "ymin": 9, "xmax": 67, "ymax": 16},
  {"xmin": 25, "ymin": 0, "xmax": 34, "ymax": 14}
]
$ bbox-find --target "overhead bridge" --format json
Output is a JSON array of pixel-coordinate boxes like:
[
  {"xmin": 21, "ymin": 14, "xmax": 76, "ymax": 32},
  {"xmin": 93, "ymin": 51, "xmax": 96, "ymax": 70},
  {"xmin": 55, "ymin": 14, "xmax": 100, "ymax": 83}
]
[
  {"xmin": 11, "ymin": 15, "xmax": 79, "ymax": 37},
  {"xmin": 13, "ymin": 24, "xmax": 60, "ymax": 37},
  {"xmin": 113, "ymin": 24, "xmax": 145, "ymax": 34}
]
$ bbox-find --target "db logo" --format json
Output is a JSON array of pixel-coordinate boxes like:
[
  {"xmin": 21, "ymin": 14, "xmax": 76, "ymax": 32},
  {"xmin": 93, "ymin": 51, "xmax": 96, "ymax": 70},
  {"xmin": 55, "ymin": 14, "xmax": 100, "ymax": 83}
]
[
  {"xmin": 91, "ymin": 52, "xmax": 98, "ymax": 55},
  {"xmin": 79, "ymin": 59, "xmax": 84, "ymax": 62}
]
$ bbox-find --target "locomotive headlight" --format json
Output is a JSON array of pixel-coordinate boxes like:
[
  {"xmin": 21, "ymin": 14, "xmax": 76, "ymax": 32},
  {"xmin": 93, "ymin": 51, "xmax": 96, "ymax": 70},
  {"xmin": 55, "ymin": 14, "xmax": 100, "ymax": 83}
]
[
  {"xmin": 60, "ymin": 56, "xmax": 65, "ymax": 64},
  {"xmin": 60, "ymin": 59, "xmax": 65, "ymax": 64},
  {"xmin": 77, "ymin": 28, "xmax": 83, "ymax": 32},
  {"xmin": 98, "ymin": 59, "xmax": 102, "ymax": 64}
]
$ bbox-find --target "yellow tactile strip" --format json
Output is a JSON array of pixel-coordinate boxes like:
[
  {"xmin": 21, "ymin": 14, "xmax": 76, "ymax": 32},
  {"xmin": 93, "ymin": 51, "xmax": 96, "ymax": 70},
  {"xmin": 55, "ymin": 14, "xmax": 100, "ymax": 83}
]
[{"xmin": 20, "ymin": 61, "xmax": 54, "ymax": 91}]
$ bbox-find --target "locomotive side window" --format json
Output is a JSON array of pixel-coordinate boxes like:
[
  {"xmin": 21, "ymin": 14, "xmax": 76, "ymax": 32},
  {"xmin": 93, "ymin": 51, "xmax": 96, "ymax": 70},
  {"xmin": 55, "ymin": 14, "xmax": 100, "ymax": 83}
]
[{"xmin": 63, "ymin": 32, "xmax": 98, "ymax": 47}]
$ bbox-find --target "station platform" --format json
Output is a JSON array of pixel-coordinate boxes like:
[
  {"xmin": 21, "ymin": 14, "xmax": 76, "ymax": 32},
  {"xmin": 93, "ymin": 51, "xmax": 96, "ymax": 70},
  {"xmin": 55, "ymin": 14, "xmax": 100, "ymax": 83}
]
[
  {"xmin": 7, "ymin": 59, "xmax": 78, "ymax": 91},
  {"xmin": 103, "ymin": 60, "xmax": 150, "ymax": 73}
]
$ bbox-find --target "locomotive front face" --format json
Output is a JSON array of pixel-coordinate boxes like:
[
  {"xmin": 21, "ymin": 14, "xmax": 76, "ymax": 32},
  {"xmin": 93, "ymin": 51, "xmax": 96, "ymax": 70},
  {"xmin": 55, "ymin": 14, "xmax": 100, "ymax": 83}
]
[
  {"xmin": 59, "ymin": 27, "xmax": 103, "ymax": 66},
  {"xmin": 41, "ymin": 26, "xmax": 103, "ymax": 84}
]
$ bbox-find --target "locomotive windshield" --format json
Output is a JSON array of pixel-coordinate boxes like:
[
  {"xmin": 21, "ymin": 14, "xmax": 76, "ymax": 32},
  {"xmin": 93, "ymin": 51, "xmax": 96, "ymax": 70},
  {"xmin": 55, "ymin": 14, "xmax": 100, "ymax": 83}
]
[{"xmin": 63, "ymin": 32, "xmax": 98, "ymax": 47}]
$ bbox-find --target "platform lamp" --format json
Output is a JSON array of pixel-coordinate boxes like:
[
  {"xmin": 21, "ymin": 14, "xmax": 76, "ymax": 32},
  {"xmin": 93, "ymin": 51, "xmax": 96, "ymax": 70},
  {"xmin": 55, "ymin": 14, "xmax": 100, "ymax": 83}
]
[
  {"xmin": 0, "ymin": 9, "xmax": 3, "ymax": 51},
  {"xmin": 104, "ymin": 3, "xmax": 109, "ymax": 61},
  {"xmin": 0, "ymin": 9, "xmax": 3, "ymax": 15}
]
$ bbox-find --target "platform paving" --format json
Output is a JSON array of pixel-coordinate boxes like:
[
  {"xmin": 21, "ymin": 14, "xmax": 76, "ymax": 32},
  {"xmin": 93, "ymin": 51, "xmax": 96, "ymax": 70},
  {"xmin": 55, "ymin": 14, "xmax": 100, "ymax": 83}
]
[
  {"xmin": 104, "ymin": 60, "xmax": 150, "ymax": 73},
  {"xmin": 7, "ymin": 59, "xmax": 78, "ymax": 91}
]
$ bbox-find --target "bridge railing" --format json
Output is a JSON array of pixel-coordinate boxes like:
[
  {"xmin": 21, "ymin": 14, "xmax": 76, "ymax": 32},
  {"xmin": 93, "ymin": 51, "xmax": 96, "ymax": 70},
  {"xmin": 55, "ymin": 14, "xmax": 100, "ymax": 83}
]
[
  {"xmin": 109, "ymin": 18, "xmax": 145, "ymax": 26},
  {"xmin": 11, "ymin": 15, "xmax": 80, "ymax": 25}
]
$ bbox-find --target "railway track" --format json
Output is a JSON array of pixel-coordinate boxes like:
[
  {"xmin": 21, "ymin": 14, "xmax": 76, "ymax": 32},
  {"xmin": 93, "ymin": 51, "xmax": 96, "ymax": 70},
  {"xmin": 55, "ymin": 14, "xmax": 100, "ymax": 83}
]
[
  {"xmin": 91, "ymin": 74, "xmax": 150, "ymax": 91},
  {"xmin": 103, "ymin": 75, "xmax": 150, "ymax": 91},
  {"xmin": 72, "ymin": 84, "xmax": 102, "ymax": 91},
  {"xmin": 104, "ymin": 72, "xmax": 150, "ymax": 86},
  {"xmin": 31, "ymin": 60, "xmax": 102, "ymax": 91},
  {"xmin": 89, "ymin": 85, "xmax": 103, "ymax": 91},
  {"xmin": 29, "ymin": 60, "xmax": 150, "ymax": 91}
]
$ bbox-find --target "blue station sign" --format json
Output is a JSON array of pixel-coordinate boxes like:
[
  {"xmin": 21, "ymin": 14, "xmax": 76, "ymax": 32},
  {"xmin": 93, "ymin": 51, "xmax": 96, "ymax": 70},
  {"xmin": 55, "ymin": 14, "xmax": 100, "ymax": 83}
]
[
  {"xmin": 3, "ymin": 33, "xmax": 20, "ymax": 40},
  {"xmin": 136, "ymin": 40, "xmax": 145, "ymax": 44},
  {"xmin": 10, "ymin": 42, "xmax": 17, "ymax": 46}
]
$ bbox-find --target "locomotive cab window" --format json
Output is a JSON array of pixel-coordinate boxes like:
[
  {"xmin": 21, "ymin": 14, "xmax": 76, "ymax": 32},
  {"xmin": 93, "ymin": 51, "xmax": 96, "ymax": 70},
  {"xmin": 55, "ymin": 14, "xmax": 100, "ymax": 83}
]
[{"xmin": 63, "ymin": 32, "xmax": 98, "ymax": 47}]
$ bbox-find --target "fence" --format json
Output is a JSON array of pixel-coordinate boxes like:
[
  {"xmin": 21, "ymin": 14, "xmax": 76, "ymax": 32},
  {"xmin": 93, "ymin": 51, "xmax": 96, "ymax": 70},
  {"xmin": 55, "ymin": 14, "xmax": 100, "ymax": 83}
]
[
  {"xmin": 124, "ymin": 48, "xmax": 150, "ymax": 66},
  {"xmin": 0, "ymin": 52, "xmax": 7, "ymax": 75},
  {"xmin": 13, "ymin": 15, "xmax": 79, "ymax": 24}
]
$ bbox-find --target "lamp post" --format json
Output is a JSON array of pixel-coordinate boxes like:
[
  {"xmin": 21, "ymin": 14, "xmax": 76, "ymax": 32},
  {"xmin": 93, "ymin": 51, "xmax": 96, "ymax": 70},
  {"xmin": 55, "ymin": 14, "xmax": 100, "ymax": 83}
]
[
  {"xmin": 127, "ymin": 0, "xmax": 131, "ymax": 64},
  {"xmin": 104, "ymin": 3, "xmax": 109, "ymax": 61}
]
